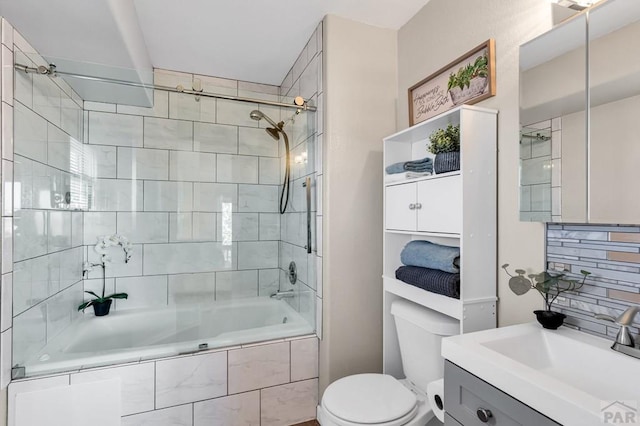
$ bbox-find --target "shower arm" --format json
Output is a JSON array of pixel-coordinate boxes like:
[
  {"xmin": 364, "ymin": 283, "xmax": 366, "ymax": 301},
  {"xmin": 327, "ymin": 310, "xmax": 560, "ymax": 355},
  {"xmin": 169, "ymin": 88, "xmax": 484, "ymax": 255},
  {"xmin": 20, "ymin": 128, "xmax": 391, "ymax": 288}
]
[{"xmin": 14, "ymin": 63, "xmax": 317, "ymax": 112}]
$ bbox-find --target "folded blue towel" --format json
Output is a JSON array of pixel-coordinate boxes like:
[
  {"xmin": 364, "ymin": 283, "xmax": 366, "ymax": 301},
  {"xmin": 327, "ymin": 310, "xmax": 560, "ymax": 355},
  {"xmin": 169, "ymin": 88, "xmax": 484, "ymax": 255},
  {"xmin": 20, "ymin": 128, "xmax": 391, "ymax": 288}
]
[
  {"xmin": 385, "ymin": 157, "xmax": 434, "ymax": 174},
  {"xmin": 400, "ymin": 240, "xmax": 460, "ymax": 273},
  {"xmin": 385, "ymin": 162, "xmax": 407, "ymax": 174},
  {"xmin": 395, "ymin": 266, "xmax": 460, "ymax": 299}
]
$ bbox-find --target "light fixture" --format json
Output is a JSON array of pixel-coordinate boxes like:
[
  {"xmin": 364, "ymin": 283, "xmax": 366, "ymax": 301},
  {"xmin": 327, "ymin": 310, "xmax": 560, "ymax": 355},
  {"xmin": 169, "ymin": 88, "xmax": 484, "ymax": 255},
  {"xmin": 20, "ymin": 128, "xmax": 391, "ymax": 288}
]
[{"xmin": 554, "ymin": 0, "xmax": 597, "ymax": 11}]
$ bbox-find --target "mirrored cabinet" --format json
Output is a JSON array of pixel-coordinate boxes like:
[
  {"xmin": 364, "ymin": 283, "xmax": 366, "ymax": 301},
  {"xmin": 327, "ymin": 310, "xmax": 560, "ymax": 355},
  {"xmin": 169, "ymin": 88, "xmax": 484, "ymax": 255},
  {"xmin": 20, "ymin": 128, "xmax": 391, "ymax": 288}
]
[{"xmin": 519, "ymin": 0, "xmax": 640, "ymax": 224}]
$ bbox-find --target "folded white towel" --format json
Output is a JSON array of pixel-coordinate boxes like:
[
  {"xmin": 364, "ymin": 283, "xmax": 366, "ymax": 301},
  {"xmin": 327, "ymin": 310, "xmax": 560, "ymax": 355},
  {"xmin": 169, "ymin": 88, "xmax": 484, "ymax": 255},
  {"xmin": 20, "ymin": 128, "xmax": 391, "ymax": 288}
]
[{"xmin": 384, "ymin": 171, "xmax": 432, "ymax": 183}]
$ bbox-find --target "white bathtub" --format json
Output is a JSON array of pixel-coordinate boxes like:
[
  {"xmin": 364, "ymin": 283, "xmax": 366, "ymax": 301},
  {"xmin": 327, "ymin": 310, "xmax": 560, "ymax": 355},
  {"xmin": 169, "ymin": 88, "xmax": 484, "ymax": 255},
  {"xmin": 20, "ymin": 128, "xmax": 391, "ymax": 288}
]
[{"xmin": 25, "ymin": 296, "xmax": 314, "ymax": 376}]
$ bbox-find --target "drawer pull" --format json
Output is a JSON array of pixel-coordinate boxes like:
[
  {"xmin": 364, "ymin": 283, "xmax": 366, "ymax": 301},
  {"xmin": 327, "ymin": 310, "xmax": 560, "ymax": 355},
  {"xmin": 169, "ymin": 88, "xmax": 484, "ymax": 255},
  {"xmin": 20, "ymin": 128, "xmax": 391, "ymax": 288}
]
[
  {"xmin": 477, "ymin": 408, "xmax": 493, "ymax": 423},
  {"xmin": 408, "ymin": 203, "xmax": 416, "ymax": 210},
  {"xmin": 415, "ymin": 203, "xmax": 422, "ymax": 209}
]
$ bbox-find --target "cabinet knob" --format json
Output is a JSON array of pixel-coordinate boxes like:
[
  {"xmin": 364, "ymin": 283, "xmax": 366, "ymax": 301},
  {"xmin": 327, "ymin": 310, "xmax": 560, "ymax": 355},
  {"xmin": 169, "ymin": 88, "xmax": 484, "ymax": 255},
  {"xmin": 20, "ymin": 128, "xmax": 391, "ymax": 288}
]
[
  {"xmin": 408, "ymin": 203, "xmax": 416, "ymax": 210},
  {"xmin": 415, "ymin": 203, "xmax": 422, "ymax": 209},
  {"xmin": 477, "ymin": 408, "xmax": 493, "ymax": 423}
]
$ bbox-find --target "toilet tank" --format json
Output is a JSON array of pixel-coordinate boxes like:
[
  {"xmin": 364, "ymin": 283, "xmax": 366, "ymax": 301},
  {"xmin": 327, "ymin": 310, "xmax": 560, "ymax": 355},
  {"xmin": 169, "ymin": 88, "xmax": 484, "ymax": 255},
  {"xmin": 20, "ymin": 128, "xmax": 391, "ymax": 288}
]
[{"xmin": 390, "ymin": 299, "xmax": 459, "ymax": 392}]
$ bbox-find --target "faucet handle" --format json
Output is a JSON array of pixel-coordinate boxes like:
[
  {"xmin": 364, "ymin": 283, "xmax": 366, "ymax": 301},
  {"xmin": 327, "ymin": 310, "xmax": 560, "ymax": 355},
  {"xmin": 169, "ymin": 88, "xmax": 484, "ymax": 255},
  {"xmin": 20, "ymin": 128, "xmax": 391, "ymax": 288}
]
[
  {"xmin": 616, "ymin": 306, "xmax": 639, "ymax": 326},
  {"xmin": 595, "ymin": 313, "xmax": 616, "ymax": 323}
]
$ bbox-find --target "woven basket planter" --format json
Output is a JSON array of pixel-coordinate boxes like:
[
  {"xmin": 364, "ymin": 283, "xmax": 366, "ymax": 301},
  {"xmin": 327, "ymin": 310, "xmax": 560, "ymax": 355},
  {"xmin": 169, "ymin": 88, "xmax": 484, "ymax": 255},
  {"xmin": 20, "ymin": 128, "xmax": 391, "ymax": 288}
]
[{"xmin": 434, "ymin": 152, "xmax": 460, "ymax": 174}]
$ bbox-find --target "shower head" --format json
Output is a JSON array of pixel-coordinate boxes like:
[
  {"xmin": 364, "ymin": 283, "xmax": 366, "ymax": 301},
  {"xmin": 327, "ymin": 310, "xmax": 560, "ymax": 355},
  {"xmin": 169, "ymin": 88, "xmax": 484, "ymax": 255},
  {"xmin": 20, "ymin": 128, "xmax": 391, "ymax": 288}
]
[
  {"xmin": 265, "ymin": 127, "xmax": 280, "ymax": 141},
  {"xmin": 249, "ymin": 109, "xmax": 281, "ymax": 129}
]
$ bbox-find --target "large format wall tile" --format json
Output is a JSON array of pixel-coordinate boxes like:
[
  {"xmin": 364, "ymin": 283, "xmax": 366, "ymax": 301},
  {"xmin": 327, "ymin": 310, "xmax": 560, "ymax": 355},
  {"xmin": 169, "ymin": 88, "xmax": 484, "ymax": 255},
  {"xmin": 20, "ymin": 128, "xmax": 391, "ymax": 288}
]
[
  {"xmin": 215, "ymin": 270, "xmax": 258, "ymax": 300},
  {"xmin": 217, "ymin": 154, "xmax": 258, "ymax": 184},
  {"xmin": 117, "ymin": 147, "xmax": 169, "ymax": 180},
  {"xmin": 239, "ymin": 127, "xmax": 279, "ymax": 158},
  {"xmin": 121, "ymin": 404, "xmax": 192, "ymax": 426},
  {"xmin": 194, "ymin": 391, "xmax": 260, "ymax": 426},
  {"xmin": 88, "ymin": 112, "xmax": 143, "ymax": 147},
  {"xmin": 238, "ymin": 184, "xmax": 278, "ymax": 213},
  {"xmin": 71, "ymin": 362, "xmax": 155, "ymax": 416},
  {"xmin": 14, "ymin": 101, "xmax": 47, "ymax": 163},
  {"xmin": 260, "ymin": 379, "xmax": 318, "ymax": 426},
  {"xmin": 116, "ymin": 212, "xmax": 169, "ymax": 243},
  {"xmin": 228, "ymin": 342, "xmax": 290, "ymax": 394},
  {"xmin": 115, "ymin": 275, "xmax": 168, "ymax": 310},
  {"xmin": 291, "ymin": 337, "xmax": 319, "ymax": 381},
  {"xmin": 143, "ymin": 242, "xmax": 236, "ymax": 275},
  {"xmin": 170, "ymin": 150, "xmax": 216, "ymax": 182},
  {"xmin": 90, "ymin": 179, "xmax": 144, "ymax": 212},
  {"xmin": 144, "ymin": 117, "xmax": 193, "ymax": 151},
  {"xmin": 143, "ymin": 181, "xmax": 193, "ymax": 212},
  {"xmin": 168, "ymin": 272, "xmax": 215, "ymax": 305},
  {"xmin": 238, "ymin": 241, "xmax": 279, "ymax": 270},
  {"xmin": 193, "ymin": 122, "xmax": 238, "ymax": 154},
  {"xmin": 193, "ymin": 182, "xmax": 237, "ymax": 212},
  {"xmin": 155, "ymin": 351, "xmax": 227, "ymax": 408}
]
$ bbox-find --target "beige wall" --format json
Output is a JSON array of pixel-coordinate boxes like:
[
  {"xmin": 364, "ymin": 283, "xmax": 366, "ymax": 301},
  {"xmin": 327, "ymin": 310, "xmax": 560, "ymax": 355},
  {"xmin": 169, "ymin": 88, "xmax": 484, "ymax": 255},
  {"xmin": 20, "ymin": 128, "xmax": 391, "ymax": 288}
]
[
  {"xmin": 397, "ymin": 0, "xmax": 554, "ymax": 325},
  {"xmin": 320, "ymin": 15, "xmax": 398, "ymax": 394}
]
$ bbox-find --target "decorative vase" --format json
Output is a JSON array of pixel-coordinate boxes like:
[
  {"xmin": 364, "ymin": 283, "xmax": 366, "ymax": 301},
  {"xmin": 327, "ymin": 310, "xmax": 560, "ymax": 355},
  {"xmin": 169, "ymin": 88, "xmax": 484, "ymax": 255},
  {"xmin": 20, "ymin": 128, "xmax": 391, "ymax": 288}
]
[
  {"xmin": 534, "ymin": 310, "xmax": 566, "ymax": 330},
  {"xmin": 434, "ymin": 152, "xmax": 460, "ymax": 174},
  {"xmin": 92, "ymin": 299, "xmax": 112, "ymax": 317}
]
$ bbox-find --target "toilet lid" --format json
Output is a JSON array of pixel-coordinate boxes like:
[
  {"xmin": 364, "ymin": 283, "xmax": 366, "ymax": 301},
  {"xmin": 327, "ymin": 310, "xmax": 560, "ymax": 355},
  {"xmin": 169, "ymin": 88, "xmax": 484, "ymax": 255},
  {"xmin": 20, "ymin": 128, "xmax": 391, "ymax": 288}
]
[{"xmin": 323, "ymin": 374, "xmax": 417, "ymax": 424}]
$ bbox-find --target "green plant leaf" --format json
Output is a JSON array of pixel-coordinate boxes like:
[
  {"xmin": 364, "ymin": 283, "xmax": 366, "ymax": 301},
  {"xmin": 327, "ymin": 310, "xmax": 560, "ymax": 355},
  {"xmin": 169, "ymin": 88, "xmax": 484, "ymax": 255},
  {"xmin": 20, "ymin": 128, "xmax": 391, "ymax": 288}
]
[
  {"xmin": 514, "ymin": 269, "xmax": 526, "ymax": 275},
  {"xmin": 84, "ymin": 290, "xmax": 101, "ymax": 300},
  {"xmin": 105, "ymin": 293, "xmax": 128, "ymax": 300},
  {"xmin": 78, "ymin": 301, "xmax": 93, "ymax": 311}
]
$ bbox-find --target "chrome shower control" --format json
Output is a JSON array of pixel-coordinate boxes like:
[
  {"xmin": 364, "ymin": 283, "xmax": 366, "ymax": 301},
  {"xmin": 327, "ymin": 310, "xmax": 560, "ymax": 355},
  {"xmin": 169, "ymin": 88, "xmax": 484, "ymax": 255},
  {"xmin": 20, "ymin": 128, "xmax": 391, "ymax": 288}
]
[{"xmin": 288, "ymin": 261, "xmax": 297, "ymax": 285}]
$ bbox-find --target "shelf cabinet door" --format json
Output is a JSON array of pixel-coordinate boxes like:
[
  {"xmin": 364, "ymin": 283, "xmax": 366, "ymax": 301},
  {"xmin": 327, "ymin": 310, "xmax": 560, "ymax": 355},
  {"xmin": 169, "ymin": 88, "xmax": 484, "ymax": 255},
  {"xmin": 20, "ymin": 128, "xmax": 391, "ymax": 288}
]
[
  {"xmin": 417, "ymin": 175, "xmax": 462, "ymax": 234},
  {"xmin": 385, "ymin": 183, "xmax": 417, "ymax": 231}
]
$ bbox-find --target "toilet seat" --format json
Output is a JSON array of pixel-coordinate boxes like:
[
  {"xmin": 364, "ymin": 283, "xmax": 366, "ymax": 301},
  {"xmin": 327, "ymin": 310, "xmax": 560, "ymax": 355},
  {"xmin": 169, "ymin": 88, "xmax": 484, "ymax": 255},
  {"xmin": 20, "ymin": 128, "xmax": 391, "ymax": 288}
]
[{"xmin": 322, "ymin": 374, "xmax": 419, "ymax": 426}]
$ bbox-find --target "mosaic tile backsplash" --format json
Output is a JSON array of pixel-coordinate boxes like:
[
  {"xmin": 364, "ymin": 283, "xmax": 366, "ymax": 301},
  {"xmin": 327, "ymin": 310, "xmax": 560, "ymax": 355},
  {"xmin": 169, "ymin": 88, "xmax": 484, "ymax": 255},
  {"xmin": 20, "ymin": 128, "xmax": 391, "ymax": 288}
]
[{"xmin": 547, "ymin": 224, "xmax": 640, "ymax": 339}]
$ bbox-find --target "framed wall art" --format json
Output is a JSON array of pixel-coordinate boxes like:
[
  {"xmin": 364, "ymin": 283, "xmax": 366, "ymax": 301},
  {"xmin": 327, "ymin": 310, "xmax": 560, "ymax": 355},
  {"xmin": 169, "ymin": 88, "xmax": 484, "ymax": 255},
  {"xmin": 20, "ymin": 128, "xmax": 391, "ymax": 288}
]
[{"xmin": 408, "ymin": 39, "xmax": 496, "ymax": 125}]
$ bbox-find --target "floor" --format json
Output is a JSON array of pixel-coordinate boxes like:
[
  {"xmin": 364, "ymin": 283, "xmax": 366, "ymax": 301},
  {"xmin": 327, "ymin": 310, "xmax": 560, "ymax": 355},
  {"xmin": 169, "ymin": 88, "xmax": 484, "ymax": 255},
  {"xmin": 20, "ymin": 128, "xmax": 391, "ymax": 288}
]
[{"xmin": 293, "ymin": 421, "xmax": 320, "ymax": 426}]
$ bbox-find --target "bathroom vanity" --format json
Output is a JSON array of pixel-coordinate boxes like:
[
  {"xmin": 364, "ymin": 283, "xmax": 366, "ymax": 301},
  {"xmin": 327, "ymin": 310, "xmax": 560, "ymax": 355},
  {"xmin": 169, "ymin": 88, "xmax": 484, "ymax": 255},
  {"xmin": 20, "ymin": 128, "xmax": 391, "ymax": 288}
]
[
  {"xmin": 444, "ymin": 362, "xmax": 559, "ymax": 426},
  {"xmin": 442, "ymin": 322, "xmax": 640, "ymax": 426}
]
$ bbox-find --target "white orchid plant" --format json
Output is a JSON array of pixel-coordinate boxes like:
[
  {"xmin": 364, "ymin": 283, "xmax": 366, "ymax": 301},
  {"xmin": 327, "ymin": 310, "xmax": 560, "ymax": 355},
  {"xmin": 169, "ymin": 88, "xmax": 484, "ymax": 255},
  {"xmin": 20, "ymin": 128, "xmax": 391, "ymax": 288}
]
[{"xmin": 78, "ymin": 234, "xmax": 133, "ymax": 312}]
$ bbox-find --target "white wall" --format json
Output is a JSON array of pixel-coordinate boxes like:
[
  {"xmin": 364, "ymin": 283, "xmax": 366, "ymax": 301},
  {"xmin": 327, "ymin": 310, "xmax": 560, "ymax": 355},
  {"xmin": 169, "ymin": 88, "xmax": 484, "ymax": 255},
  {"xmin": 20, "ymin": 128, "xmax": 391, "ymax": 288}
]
[
  {"xmin": 320, "ymin": 15, "xmax": 397, "ymax": 394},
  {"xmin": 397, "ymin": 0, "xmax": 555, "ymax": 325}
]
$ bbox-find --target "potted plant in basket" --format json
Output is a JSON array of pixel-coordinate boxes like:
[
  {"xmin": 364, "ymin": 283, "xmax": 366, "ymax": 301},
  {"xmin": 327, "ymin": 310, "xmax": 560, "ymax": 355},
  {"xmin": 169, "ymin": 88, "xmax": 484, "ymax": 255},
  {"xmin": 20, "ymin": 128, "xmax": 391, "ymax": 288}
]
[
  {"xmin": 502, "ymin": 264, "xmax": 591, "ymax": 329},
  {"xmin": 78, "ymin": 234, "xmax": 133, "ymax": 316},
  {"xmin": 428, "ymin": 123, "xmax": 460, "ymax": 174},
  {"xmin": 447, "ymin": 54, "xmax": 489, "ymax": 105}
]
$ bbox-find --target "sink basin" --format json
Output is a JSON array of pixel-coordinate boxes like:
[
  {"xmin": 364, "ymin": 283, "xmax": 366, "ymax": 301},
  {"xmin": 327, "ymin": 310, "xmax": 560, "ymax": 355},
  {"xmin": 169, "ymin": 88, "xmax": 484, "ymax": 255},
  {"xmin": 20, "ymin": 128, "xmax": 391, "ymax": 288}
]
[{"xmin": 442, "ymin": 323, "xmax": 640, "ymax": 426}]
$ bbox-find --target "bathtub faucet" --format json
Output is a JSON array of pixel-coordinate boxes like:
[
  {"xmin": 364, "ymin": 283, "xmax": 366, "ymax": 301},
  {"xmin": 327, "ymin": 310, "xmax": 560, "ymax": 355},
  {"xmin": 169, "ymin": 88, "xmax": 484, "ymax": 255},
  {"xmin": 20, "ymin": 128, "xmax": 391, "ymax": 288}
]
[{"xmin": 270, "ymin": 290, "xmax": 295, "ymax": 300}]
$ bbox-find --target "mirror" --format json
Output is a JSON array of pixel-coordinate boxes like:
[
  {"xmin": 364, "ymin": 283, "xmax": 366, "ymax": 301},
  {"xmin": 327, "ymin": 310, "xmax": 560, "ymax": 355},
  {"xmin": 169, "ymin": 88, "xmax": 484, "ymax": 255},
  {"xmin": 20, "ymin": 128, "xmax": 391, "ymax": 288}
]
[
  {"xmin": 520, "ymin": 0, "xmax": 640, "ymax": 224},
  {"xmin": 588, "ymin": 0, "xmax": 640, "ymax": 224},
  {"xmin": 519, "ymin": 13, "xmax": 587, "ymax": 223}
]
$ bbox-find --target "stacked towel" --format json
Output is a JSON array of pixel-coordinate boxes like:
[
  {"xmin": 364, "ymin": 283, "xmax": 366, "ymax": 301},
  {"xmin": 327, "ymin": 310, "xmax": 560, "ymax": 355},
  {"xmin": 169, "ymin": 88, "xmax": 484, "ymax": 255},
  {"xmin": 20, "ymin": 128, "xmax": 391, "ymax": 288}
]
[
  {"xmin": 395, "ymin": 266, "xmax": 460, "ymax": 298},
  {"xmin": 386, "ymin": 156, "xmax": 433, "ymax": 175},
  {"xmin": 384, "ymin": 172, "xmax": 432, "ymax": 184},
  {"xmin": 395, "ymin": 240, "xmax": 461, "ymax": 299},
  {"xmin": 400, "ymin": 240, "xmax": 459, "ymax": 273}
]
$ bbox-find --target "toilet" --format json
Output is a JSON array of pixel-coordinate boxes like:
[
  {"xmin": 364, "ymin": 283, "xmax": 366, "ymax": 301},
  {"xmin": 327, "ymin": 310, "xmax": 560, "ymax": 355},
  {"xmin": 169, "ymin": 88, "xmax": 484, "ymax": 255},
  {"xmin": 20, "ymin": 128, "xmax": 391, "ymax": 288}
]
[{"xmin": 317, "ymin": 299, "xmax": 459, "ymax": 426}]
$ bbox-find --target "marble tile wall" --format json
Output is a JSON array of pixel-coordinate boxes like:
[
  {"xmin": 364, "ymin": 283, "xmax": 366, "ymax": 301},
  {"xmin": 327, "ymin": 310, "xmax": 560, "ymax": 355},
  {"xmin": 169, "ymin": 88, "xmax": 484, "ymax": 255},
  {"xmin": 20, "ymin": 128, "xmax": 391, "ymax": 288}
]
[
  {"xmin": 547, "ymin": 224, "xmax": 640, "ymax": 339},
  {"xmin": 8, "ymin": 336, "xmax": 319, "ymax": 426},
  {"xmin": 80, "ymin": 67, "xmax": 288, "ymax": 316},
  {"xmin": 8, "ymin": 23, "xmax": 86, "ymax": 370},
  {"xmin": 278, "ymin": 22, "xmax": 323, "ymax": 337}
]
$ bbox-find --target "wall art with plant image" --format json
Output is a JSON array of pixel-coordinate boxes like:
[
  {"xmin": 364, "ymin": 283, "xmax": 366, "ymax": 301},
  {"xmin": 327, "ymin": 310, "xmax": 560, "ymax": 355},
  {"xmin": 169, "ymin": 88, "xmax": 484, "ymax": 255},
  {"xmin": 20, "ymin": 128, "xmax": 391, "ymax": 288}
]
[{"xmin": 408, "ymin": 39, "xmax": 496, "ymax": 125}]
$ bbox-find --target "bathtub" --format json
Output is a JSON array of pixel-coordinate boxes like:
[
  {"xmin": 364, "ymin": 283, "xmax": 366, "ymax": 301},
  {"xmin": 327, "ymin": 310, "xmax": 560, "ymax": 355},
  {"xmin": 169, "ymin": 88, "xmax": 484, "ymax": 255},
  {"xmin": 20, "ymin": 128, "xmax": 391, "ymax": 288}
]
[{"xmin": 24, "ymin": 296, "xmax": 314, "ymax": 376}]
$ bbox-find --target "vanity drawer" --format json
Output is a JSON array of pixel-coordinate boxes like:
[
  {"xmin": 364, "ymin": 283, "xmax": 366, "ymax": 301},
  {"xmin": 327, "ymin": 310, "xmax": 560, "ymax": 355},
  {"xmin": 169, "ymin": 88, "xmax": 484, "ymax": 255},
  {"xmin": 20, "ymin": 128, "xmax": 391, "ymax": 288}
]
[{"xmin": 444, "ymin": 361, "xmax": 560, "ymax": 426}]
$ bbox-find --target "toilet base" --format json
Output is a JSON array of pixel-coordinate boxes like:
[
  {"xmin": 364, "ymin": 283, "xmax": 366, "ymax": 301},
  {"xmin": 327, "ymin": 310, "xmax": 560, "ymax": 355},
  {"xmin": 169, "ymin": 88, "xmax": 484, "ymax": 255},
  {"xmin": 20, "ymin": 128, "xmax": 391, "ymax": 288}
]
[{"xmin": 317, "ymin": 379, "xmax": 439, "ymax": 426}]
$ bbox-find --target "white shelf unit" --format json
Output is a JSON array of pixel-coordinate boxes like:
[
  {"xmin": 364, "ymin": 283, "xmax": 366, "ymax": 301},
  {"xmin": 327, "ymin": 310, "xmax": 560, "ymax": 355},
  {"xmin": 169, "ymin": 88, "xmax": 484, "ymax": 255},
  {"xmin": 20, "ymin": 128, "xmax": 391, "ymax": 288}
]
[{"xmin": 383, "ymin": 105, "xmax": 498, "ymax": 379}]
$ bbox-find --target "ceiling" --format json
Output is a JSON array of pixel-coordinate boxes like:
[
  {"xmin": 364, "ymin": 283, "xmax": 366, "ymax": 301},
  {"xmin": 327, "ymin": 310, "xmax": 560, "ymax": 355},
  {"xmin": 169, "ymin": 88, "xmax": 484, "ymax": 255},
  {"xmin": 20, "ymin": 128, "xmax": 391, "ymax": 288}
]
[{"xmin": 0, "ymin": 0, "xmax": 430, "ymax": 87}]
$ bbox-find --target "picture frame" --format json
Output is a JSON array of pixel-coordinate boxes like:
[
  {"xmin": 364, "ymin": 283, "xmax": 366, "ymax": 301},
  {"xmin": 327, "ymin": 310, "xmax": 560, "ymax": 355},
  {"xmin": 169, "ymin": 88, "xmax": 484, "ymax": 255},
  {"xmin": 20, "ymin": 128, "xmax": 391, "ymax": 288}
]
[{"xmin": 408, "ymin": 39, "xmax": 496, "ymax": 126}]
